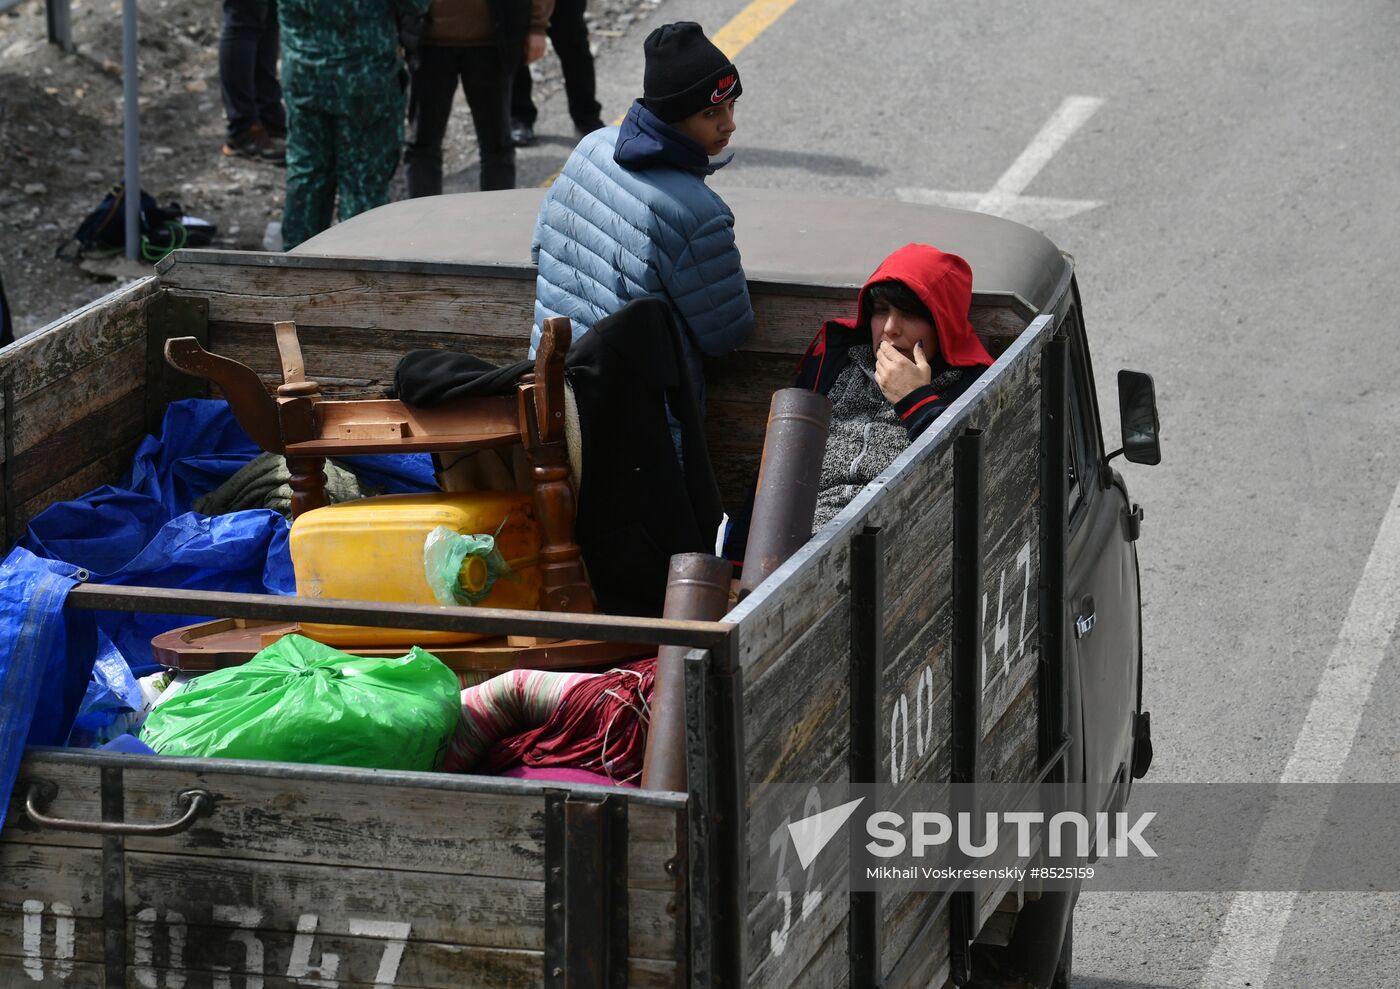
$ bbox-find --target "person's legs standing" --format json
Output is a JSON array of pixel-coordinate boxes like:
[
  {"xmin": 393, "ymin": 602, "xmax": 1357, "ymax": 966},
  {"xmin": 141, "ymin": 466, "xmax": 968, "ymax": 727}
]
[
  {"xmin": 404, "ymin": 46, "xmax": 465, "ymax": 198},
  {"xmin": 548, "ymin": 0, "xmax": 602, "ymax": 132},
  {"xmin": 510, "ymin": 60, "xmax": 537, "ymax": 138},
  {"xmin": 336, "ymin": 81, "xmax": 407, "ymax": 222},
  {"xmin": 282, "ymin": 100, "xmax": 337, "ymax": 249},
  {"xmin": 253, "ymin": 0, "xmax": 285, "ymax": 136},
  {"xmin": 461, "ymin": 47, "xmax": 517, "ymax": 191},
  {"xmin": 219, "ymin": 0, "xmax": 282, "ymax": 160}
]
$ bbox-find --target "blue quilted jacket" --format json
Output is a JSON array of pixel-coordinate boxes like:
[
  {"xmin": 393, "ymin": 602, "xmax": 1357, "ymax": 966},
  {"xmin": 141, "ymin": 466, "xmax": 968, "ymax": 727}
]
[{"xmin": 530, "ymin": 100, "xmax": 755, "ymax": 406}]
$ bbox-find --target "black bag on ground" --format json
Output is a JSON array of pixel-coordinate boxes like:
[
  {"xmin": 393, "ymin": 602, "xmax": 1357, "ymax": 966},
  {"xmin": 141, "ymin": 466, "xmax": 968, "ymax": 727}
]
[{"xmin": 59, "ymin": 182, "xmax": 216, "ymax": 262}]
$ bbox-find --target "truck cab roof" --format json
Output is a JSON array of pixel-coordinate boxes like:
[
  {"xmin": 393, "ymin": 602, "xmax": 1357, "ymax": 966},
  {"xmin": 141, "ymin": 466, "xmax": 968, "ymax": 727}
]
[{"xmin": 293, "ymin": 188, "xmax": 1071, "ymax": 315}]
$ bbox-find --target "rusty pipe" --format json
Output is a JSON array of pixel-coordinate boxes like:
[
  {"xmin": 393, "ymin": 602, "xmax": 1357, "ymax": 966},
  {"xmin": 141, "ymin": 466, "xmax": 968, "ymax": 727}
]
[
  {"xmin": 738, "ymin": 388, "xmax": 832, "ymax": 600},
  {"xmin": 640, "ymin": 553, "xmax": 733, "ymax": 791}
]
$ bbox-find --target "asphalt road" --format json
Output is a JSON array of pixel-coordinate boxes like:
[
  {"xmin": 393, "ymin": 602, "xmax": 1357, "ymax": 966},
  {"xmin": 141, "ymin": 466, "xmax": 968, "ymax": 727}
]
[{"xmin": 513, "ymin": 1, "xmax": 1400, "ymax": 985}]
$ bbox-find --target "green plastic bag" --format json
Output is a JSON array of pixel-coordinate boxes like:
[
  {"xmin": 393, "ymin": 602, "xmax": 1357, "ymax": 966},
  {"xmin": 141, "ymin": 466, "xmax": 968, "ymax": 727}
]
[{"xmin": 140, "ymin": 635, "xmax": 460, "ymax": 771}]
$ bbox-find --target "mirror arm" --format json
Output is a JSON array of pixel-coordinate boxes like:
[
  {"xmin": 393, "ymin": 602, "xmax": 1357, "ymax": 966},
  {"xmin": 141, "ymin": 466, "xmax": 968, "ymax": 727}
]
[{"xmin": 1105, "ymin": 447, "xmax": 1124, "ymax": 463}]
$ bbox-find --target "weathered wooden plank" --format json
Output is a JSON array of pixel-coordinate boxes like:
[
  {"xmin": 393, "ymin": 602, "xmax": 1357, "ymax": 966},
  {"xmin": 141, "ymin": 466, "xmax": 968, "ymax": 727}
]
[
  {"xmin": 0, "ymin": 277, "xmax": 156, "ymax": 400},
  {"xmin": 883, "ymin": 903, "xmax": 950, "ymax": 989},
  {"xmin": 121, "ymin": 767, "xmax": 680, "ymax": 891},
  {"xmin": 742, "ymin": 750, "xmax": 850, "ymax": 989},
  {"xmin": 8, "ymin": 338, "xmax": 146, "ymax": 461},
  {"xmin": 0, "ymin": 946, "xmax": 677, "ymax": 986},
  {"xmin": 2, "ymin": 758, "xmax": 104, "ymax": 850},
  {"xmin": 163, "ymin": 265, "xmax": 539, "ymax": 340},
  {"xmin": 109, "ymin": 920, "xmax": 678, "ymax": 989},
  {"xmin": 0, "ymin": 908, "xmax": 104, "ymax": 971},
  {"xmin": 123, "ymin": 852, "xmax": 678, "ymax": 960},
  {"xmin": 10, "ymin": 391, "xmax": 146, "ymax": 504},
  {"xmin": 978, "ymin": 518, "xmax": 1042, "ymax": 749},
  {"xmin": 0, "ymin": 957, "xmax": 105, "ymax": 987},
  {"xmin": 0, "ymin": 841, "xmax": 105, "ymax": 916},
  {"xmin": 983, "ymin": 679, "xmax": 1040, "ymax": 789},
  {"xmin": 785, "ymin": 913, "xmax": 851, "ymax": 989}
]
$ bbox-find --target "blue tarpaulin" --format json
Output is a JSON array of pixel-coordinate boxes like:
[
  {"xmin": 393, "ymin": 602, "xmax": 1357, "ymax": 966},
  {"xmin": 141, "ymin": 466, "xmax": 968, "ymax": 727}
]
[{"xmin": 0, "ymin": 399, "xmax": 436, "ymax": 830}]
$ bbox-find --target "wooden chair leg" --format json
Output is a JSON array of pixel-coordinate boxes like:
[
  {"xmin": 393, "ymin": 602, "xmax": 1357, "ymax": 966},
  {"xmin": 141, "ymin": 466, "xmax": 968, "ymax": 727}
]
[
  {"xmin": 531, "ymin": 452, "xmax": 593, "ymax": 613},
  {"xmin": 286, "ymin": 455, "xmax": 329, "ymax": 518}
]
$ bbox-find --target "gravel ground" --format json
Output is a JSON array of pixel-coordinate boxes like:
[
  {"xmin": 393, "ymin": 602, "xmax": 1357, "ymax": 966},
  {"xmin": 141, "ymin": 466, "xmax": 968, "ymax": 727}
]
[{"xmin": 0, "ymin": 0, "xmax": 664, "ymax": 336}]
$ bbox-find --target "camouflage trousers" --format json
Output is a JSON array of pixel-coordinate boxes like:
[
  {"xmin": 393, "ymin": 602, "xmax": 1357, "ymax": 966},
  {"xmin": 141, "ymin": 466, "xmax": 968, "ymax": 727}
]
[{"xmin": 281, "ymin": 87, "xmax": 405, "ymax": 250}]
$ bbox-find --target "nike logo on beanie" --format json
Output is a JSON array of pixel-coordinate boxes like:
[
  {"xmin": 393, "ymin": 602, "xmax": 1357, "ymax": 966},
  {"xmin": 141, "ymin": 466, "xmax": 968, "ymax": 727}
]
[{"xmin": 711, "ymin": 74, "xmax": 739, "ymax": 103}]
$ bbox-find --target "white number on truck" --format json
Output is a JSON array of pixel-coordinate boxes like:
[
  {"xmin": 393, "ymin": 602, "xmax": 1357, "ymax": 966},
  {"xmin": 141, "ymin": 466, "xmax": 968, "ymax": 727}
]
[
  {"xmin": 134, "ymin": 907, "xmax": 188, "ymax": 988},
  {"xmin": 21, "ymin": 900, "xmax": 75, "ymax": 983},
  {"xmin": 888, "ymin": 539, "xmax": 1033, "ymax": 786},
  {"xmin": 211, "ymin": 906, "xmax": 265, "ymax": 989},
  {"xmin": 766, "ymin": 786, "xmax": 824, "ymax": 957},
  {"xmin": 981, "ymin": 540, "xmax": 1033, "ymax": 692}
]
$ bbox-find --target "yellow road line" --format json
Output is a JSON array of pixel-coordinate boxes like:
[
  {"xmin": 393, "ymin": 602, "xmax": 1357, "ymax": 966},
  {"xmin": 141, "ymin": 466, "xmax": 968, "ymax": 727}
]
[
  {"xmin": 540, "ymin": 0, "xmax": 801, "ymax": 187},
  {"xmin": 711, "ymin": 0, "xmax": 800, "ymax": 60}
]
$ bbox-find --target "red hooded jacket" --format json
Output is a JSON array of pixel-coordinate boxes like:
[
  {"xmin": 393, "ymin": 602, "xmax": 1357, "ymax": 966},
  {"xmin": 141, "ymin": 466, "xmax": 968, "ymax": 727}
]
[{"xmin": 794, "ymin": 243, "xmax": 993, "ymax": 439}]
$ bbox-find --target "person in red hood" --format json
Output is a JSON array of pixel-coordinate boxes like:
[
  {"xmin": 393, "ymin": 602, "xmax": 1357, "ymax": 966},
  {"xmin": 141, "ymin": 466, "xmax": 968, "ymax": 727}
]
[{"xmin": 796, "ymin": 243, "xmax": 994, "ymax": 529}]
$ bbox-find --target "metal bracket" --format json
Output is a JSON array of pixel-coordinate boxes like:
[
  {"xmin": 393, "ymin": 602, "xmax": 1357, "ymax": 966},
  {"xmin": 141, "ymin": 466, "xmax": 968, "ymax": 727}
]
[
  {"xmin": 544, "ymin": 792, "xmax": 629, "ymax": 989},
  {"xmin": 145, "ymin": 293, "xmax": 209, "ymax": 436}
]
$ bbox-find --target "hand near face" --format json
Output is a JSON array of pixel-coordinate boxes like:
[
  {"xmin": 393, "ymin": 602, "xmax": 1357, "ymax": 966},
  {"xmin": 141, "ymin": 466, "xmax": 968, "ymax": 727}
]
[{"xmin": 875, "ymin": 340, "xmax": 932, "ymax": 404}]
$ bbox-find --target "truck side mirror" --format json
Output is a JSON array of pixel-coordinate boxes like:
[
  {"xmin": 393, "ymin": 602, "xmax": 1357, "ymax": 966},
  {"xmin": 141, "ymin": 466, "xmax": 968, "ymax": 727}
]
[{"xmin": 1113, "ymin": 370, "xmax": 1161, "ymax": 465}]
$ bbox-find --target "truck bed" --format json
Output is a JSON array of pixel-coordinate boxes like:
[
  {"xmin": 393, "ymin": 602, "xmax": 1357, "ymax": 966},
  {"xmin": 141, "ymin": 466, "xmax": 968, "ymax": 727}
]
[{"xmin": 1, "ymin": 203, "xmax": 1067, "ymax": 988}]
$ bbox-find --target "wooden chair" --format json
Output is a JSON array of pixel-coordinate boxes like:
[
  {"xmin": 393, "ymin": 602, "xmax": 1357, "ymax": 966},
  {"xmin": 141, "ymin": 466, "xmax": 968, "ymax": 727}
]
[{"xmin": 163, "ymin": 315, "xmax": 592, "ymax": 614}]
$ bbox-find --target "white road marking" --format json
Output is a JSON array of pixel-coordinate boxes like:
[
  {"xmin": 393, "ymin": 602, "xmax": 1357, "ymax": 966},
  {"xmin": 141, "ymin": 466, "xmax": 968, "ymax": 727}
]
[
  {"xmin": 897, "ymin": 96, "xmax": 1104, "ymax": 225},
  {"xmin": 1200, "ymin": 473, "xmax": 1400, "ymax": 988}
]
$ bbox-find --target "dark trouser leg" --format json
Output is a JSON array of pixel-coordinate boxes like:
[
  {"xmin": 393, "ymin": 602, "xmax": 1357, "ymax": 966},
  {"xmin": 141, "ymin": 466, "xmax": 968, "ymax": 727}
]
[
  {"xmin": 336, "ymin": 88, "xmax": 406, "ymax": 222},
  {"xmin": 549, "ymin": 0, "xmax": 601, "ymax": 128},
  {"xmin": 282, "ymin": 100, "xmax": 336, "ymax": 249},
  {"xmin": 404, "ymin": 47, "xmax": 462, "ymax": 199},
  {"xmin": 219, "ymin": 0, "xmax": 273, "ymax": 138},
  {"xmin": 254, "ymin": 0, "xmax": 284, "ymax": 131},
  {"xmin": 511, "ymin": 60, "xmax": 536, "ymax": 127},
  {"xmin": 460, "ymin": 47, "xmax": 518, "ymax": 191}
]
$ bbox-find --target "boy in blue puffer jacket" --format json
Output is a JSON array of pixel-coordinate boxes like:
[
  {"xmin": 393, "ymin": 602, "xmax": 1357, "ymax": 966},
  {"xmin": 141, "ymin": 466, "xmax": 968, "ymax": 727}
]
[{"xmin": 530, "ymin": 21, "xmax": 755, "ymax": 415}]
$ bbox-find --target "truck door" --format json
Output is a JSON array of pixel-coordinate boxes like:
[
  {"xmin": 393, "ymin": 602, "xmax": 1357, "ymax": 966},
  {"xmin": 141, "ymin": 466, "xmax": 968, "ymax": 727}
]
[{"xmin": 1061, "ymin": 301, "xmax": 1141, "ymax": 806}]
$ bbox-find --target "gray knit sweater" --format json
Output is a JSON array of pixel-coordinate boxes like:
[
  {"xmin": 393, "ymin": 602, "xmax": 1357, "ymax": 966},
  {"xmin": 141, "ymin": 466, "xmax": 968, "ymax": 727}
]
[{"xmin": 811, "ymin": 345, "xmax": 963, "ymax": 531}]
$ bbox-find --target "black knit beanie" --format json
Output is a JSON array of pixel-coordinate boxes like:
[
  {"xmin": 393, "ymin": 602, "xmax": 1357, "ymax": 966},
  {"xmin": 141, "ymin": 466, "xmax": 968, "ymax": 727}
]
[{"xmin": 642, "ymin": 22, "xmax": 742, "ymax": 123}]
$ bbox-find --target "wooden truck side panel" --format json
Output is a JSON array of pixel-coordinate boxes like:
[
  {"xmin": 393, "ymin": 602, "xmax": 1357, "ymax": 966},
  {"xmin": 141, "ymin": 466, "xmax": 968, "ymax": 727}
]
[
  {"xmin": 728, "ymin": 316, "xmax": 1054, "ymax": 989},
  {"xmin": 3, "ymin": 750, "xmax": 687, "ymax": 987},
  {"xmin": 0, "ymin": 277, "xmax": 160, "ymax": 542}
]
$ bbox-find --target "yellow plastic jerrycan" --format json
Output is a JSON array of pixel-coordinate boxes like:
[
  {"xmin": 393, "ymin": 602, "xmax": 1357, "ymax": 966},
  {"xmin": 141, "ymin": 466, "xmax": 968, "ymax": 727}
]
[{"xmin": 290, "ymin": 491, "xmax": 543, "ymax": 647}]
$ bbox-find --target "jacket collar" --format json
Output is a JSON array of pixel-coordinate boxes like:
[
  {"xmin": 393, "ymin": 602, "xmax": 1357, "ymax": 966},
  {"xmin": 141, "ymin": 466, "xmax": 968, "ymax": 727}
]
[{"xmin": 613, "ymin": 100, "xmax": 733, "ymax": 176}]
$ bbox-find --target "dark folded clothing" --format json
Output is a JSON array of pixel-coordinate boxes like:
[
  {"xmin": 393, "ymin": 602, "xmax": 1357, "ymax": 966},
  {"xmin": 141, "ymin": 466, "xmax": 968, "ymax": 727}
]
[{"xmin": 391, "ymin": 298, "xmax": 722, "ymax": 616}]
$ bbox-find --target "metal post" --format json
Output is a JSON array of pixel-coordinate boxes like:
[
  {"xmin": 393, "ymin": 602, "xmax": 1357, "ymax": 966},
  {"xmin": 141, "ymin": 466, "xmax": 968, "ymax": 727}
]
[
  {"xmin": 949, "ymin": 428, "xmax": 985, "ymax": 986},
  {"xmin": 641, "ymin": 553, "xmax": 732, "ymax": 792},
  {"xmin": 121, "ymin": 0, "xmax": 140, "ymax": 261},
  {"xmin": 849, "ymin": 526, "xmax": 884, "ymax": 988},
  {"xmin": 738, "ymin": 388, "xmax": 831, "ymax": 599},
  {"xmin": 44, "ymin": 0, "xmax": 73, "ymax": 52}
]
